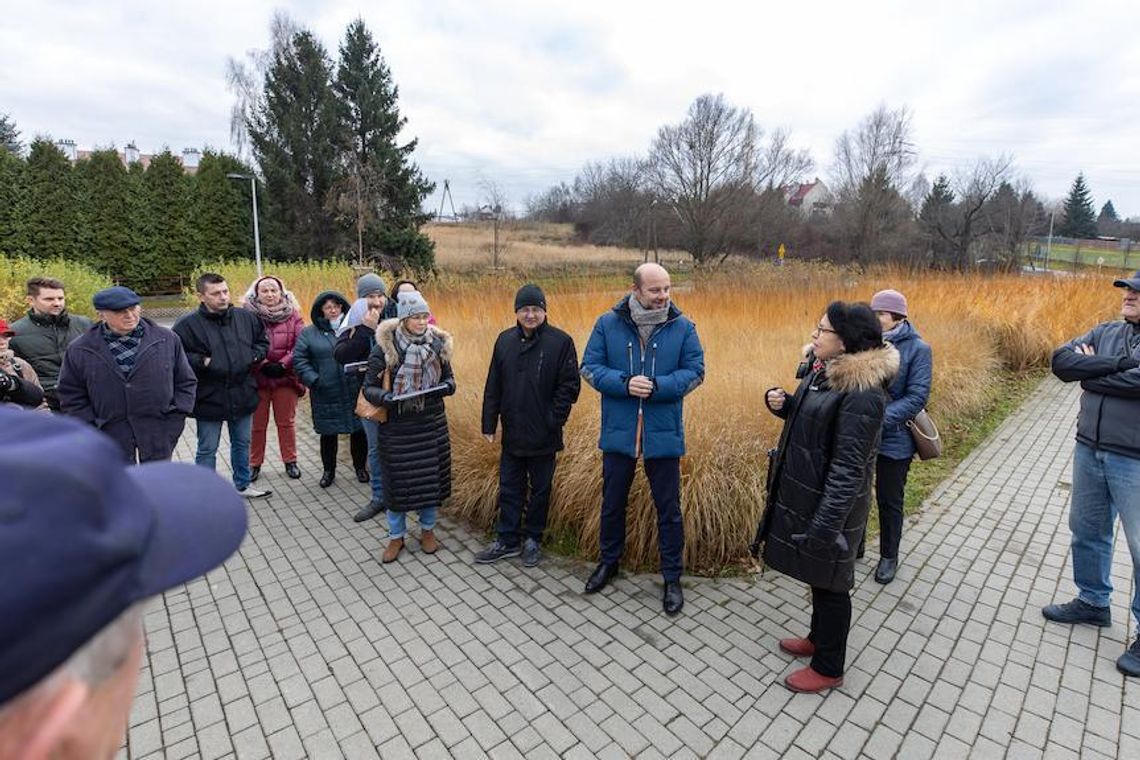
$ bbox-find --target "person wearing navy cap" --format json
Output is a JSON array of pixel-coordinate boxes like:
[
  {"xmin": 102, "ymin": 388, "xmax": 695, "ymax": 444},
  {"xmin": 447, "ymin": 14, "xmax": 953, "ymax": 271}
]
[
  {"xmin": 57, "ymin": 286, "xmax": 197, "ymax": 462},
  {"xmin": 1045, "ymin": 269, "xmax": 1140, "ymax": 677},
  {"xmin": 0, "ymin": 408, "xmax": 247, "ymax": 758}
]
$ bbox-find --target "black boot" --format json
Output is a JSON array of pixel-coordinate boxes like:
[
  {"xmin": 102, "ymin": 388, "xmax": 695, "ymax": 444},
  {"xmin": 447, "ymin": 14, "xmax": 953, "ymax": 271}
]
[
  {"xmin": 874, "ymin": 557, "xmax": 897, "ymax": 584},
  {"xmin": 319, "ymin": 470, "xmax": 335, "ymax": 488},
  {"xmin": 285, "ymin": 462, "xmax": 301, "ymax": 479},
  {"xmin": 584, "ymin": 562, "xmax": 618, "ymax": 594},
  {"xmin": 355, "ymin": 468, "xmax": 370, "ymax": 483},
  {"xmin": 663, "ymin": 581, "xmax": 684, "ymax": 616}
]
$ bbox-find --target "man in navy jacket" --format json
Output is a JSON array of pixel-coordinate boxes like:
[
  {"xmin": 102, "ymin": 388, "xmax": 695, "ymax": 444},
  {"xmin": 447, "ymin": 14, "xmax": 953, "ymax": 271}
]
[{"xmin": 580, "ymin": 263, "xmax": 704, "ymax": 615}]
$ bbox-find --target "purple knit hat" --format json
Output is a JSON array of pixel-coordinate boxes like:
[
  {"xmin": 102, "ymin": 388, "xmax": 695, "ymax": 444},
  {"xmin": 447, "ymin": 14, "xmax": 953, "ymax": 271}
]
[{"xmin": 870, "ymin": 289, "xmax": 908, "ymax": 317}]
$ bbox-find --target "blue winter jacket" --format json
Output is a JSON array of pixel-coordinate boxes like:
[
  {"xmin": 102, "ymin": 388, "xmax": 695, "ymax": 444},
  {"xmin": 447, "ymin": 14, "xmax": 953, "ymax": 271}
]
[
  {"xmin": 580, "ymin": 295, "xmax": 704, "ymax": 459},
  {"xmin": 879, "ymin": 320, "xmax": 933, "ymax": 460}
]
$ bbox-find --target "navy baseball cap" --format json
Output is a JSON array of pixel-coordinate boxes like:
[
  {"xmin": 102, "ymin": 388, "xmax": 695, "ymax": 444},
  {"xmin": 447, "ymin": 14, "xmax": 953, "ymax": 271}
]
[
  {"xmin": 1113, "ymin": 271, "xmax": 1140, "ymax": 291},
  {"xmin": 0, "ymin": 408, "xmax": 248, "ymax": 705}
]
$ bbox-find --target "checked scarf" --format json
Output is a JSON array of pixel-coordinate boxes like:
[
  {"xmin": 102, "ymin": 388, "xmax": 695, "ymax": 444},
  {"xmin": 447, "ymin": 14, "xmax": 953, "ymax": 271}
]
[
  {"xmin": 102, "ymin": 322, "xmax": 146, "ymax": 375},
  {"xmin": 392, "ymin": 324, "xmax": 442, "ymax": 409}
]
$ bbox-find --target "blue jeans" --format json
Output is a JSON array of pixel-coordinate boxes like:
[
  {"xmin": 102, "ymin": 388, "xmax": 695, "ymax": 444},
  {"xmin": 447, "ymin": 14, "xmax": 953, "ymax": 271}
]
[
  {"xmin": 360, "ymin": 419, "xmax": 385, "ymax": 502},
  {"xmin": 195, "ymin": 415, "xmax": 253, "ymax": 490},
  {"xmin": 387, "ymin": 508, "xmax": 438, "ymax": 539},
  {"xmin": 1070, "ymin": 442, "xmax": 1140, "ymax": 626}
]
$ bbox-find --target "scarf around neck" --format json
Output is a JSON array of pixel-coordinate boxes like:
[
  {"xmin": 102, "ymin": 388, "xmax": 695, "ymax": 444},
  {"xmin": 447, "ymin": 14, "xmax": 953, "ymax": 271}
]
[
  {"xmin": 392, "ymin": 325, "xmax": 442, "ymax": 402},
  {"xmin": 242, "ymin": 279, "xmax": 299, "ymax": 324},
  {"xmin": 629, "ymin": 296, "xmax": 669, "ymax": 346}
]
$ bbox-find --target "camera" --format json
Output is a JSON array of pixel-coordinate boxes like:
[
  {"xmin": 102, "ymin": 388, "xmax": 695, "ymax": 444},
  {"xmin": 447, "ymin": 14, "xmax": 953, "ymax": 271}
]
[{"xmin": 0, "ymin": 372, "xmax": 16, "ymax": 394}]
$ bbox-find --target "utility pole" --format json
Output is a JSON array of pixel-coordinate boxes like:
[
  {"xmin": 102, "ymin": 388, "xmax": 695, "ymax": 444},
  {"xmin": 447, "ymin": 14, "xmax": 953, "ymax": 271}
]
[{"xmin": 226, "ymin": 173, "xmax": 263, "ymax": 276}]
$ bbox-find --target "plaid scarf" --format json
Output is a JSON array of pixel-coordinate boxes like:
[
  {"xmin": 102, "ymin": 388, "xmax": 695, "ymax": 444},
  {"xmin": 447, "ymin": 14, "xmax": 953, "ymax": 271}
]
[
  {"xmin": 102, "ymin": 322, "xmax": 146, "ymax": 375},
  {"xmin": 392, "ymin": 325, "xmax": 442, "ymax": 406}
]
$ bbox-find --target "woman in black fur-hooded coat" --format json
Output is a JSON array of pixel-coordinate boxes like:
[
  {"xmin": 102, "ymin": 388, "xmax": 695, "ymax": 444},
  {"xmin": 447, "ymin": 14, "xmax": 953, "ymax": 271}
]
[
  {"xmin": 760, "ymin": 301, "xmax": 899, "ymax": 694},
  {"xmin": 362, "ymin": 291, "xmax": 455, "ymax": 563}
]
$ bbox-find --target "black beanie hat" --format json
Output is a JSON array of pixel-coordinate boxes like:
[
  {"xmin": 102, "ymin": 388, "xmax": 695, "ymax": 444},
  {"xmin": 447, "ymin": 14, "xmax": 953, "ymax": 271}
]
[
  {"xmin": 826, "ymin": 301, "xmax": 883, "ymax": 354},
  {"xmin": 514, "ymin": 284, "xmax": 546, "ymax": 312}
]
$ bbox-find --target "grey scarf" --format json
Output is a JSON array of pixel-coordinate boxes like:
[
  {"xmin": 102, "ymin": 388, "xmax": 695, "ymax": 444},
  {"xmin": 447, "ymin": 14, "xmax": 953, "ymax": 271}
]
[{"xmin": 629, "ymin": 296, "xmax": 669, "ymax": 346}]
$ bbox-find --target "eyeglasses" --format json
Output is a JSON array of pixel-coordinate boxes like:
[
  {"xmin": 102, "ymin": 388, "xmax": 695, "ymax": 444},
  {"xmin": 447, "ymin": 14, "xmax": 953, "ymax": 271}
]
[{"xmin": 812, "ymin": 324, "xmax": 837, "ymax": 336}]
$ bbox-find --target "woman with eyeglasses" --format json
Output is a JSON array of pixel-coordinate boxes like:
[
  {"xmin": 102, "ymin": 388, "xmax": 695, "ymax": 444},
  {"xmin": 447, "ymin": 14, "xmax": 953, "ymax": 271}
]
[{"xmin": 759, "ymin": 302, "xmax": 899, "ymax": 693}]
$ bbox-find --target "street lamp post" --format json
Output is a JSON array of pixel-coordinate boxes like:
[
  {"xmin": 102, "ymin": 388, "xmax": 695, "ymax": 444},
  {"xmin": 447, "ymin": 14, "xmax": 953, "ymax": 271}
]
[{"xmin": 227, "ymin": 173, "xmax": 263, "ymax": 277}]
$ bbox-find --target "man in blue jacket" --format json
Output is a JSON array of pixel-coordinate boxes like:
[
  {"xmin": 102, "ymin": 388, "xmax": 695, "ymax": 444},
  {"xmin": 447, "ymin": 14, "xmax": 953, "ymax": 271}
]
[
  {"xmin": 1045, "ymin": 270, "xmax": 1140, "ymax": 677},
  {"xmin": 580, "ymin": 263, "xmax": 704, "ymax": 615}
]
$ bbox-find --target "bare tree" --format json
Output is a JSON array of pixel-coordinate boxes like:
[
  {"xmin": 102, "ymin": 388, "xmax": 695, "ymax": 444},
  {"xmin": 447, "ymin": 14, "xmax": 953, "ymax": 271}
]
[
  {"xmin": 225, "ymin": 11, "xmax": 300, "ymax": 158},
  {"xmin": 832, "ymin": 104, "xmax": 917, "ymax": 196},
  {"xmin": 920, "ymin": 155, "xmax": 1013, "ymax": 269},
  {"xmin": 647, "ymin": 93, "xmax": 812, "ymax": 265}
]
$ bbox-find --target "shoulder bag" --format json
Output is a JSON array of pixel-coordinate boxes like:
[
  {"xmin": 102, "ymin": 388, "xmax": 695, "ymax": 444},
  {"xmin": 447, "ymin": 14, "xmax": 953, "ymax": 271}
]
[{"xmin": 906, "ymin": 408, "xmax": 942, "ymax": 460}]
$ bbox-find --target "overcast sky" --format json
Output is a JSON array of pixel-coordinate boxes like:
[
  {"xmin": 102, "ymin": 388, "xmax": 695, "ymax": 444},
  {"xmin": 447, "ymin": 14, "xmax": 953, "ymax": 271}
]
[{"xmin": 3, "ymin": 0, "xmax": 1139, "ymax": 218}]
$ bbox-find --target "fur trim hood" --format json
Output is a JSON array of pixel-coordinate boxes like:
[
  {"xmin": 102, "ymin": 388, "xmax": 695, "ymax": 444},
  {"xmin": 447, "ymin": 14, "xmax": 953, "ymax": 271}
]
[
  {"xmin": 374, "ymin": 318, "xmax": 454, "ymax": 367},
  {"xmin": 824, "ymin": 344, "xmax": 899, "ymax": 393}
]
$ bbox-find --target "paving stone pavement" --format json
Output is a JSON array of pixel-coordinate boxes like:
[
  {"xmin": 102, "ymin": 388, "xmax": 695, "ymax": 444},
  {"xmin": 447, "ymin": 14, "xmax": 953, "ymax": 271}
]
[{"xmin": 119, "ymin": 375, "xmax": 1139, "ymax": 759}]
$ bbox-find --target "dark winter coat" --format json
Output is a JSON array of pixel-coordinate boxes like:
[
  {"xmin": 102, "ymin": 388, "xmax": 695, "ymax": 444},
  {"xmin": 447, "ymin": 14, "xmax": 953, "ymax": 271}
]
[
  {"xmin": 10, "ymin": 309, "xmax": 93, "ymax": 406},
  {"xmin": 761, "ymin": 345, "xmax": 899, "ymax": 592},
  {"xmin": 580, "ymin": 295, "xmax": 705, "ymax": 459},
  {"xmin": 1052, "ymin": 319, "xmax": 1140, "ymax": 460},
  {"xmin": 362, "ymin": 319, "xmax": 456, "ymax": 513},
  {"xmin": 482, "ymin": 320, "xmax": 581, "ymax": 456},
  {"xmin": 172, "ymin": 305, "xmax": 268, "ymax": 421},
  {"xmin": 294, "ymin": 292, "xmax": 362, "ymax": 435},
  {"xmin": 879, "ymin": 320, "xmax": 933, "ymax": 460},
  {"xmin": 252, "ymin": 310, "xmax": 305, "ymax": 395},
  {"xmin": 56, "ymin": 318, "xmax": 197, "ymax": 462}
]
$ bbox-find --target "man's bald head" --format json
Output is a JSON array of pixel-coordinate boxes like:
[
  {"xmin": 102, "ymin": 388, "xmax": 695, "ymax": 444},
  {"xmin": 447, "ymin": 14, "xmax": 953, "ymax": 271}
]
[{"xmin": 632, "ymin": 263, "xmax": 672, "ymax": 310}]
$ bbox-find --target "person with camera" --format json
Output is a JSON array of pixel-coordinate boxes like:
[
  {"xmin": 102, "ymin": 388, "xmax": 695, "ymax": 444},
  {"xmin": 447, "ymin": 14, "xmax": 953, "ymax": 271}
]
[{"xmin": 0, "ymin": 318, "xmax": 45, "ymax": 409}]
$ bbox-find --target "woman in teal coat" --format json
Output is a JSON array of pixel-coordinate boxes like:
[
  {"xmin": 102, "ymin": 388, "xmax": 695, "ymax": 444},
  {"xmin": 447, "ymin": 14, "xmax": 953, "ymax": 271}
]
[{"xmin": 294, "ymin": 291, "xmax": 368, "ymax": 488}]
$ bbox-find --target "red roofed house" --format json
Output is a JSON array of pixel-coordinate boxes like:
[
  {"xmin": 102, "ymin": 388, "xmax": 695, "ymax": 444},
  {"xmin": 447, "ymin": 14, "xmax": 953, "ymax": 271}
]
[{"xmin": 784, "ymin": 178, "xmax": 832, "ymax": 216}]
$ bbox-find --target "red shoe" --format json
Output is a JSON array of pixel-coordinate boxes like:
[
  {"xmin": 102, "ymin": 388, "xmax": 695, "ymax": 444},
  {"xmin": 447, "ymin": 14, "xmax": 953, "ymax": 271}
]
[
  {"xmin": 784, "ymin": 666, "xmax": 843, "ymax": 693},
  {"xmin": 779, "ymin": 638, "xmax": 816, "ymax": 657}
]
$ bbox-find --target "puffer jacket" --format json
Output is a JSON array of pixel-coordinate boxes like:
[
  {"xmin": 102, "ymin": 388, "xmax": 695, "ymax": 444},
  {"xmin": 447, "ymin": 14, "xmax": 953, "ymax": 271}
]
[
  {"xmin": 1051, "ymin": 319, "xmax": 1140, "ymax": 459},
  {"xmin": 761, "ymin": 345, "xmax": 899, "ymax": 592},
  {"xmin": 879, "ymin": 320, "xmax": 933, "ymax": 460},
  {"xmin": 580, "ymin": 295, "xmax": 704, "ymax": 459},
  {"xmin": 294, "ymin": 292, "xmax": 361, "ymax": 435},
  {"xmin": 362, "ymin": 319, "xmax": 456, "ymax": 512},
  {"xmin": 482, "ymin": 320, "xmax": 580, "ymax": 457},
  {"xmin": 9, "ymin": 309, "xmax": 93, "ymax": 405},
  {"xmin": 172, "ymin": 305, "xmax": 268, "ymax": 421},
  {"xmin": 253, "ymin": 310, "xmax": 305, "ymax": 395}
]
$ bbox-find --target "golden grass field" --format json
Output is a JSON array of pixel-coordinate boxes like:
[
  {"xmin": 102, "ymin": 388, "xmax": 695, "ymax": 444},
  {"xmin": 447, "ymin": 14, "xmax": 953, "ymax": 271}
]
[{"xmin": 186, "ymin": 244, "xmax": 1120, "ymax": 573}]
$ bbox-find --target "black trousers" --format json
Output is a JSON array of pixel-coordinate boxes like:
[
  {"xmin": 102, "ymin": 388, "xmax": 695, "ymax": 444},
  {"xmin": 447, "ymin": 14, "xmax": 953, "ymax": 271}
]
[
  {"xmin": 876, "ymin": 455, "xmax": 912, "ymax": 560},
  {"xmin": 496, "ymin": 451, "xmax": 556, "ymax": 546},
  {"xmin": 808, "ymin": 586, "xmax": 852, "ymax": 677},
  {"xmin": 319, "ymin": 431, "xmax": 368, "ymax": 472},
  {"xmin": 599, "ymin": 453, "xmax": 683, "ymax": 582}
]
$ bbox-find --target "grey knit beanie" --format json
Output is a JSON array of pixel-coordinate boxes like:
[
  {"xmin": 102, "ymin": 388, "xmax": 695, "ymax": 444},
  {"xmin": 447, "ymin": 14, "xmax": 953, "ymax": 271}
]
[
  {"xmin": 356, "ymin": 273, "xmax": 387, "ymax": 298},
  {"xmin": 397, "ymin": 291, "xmax": 431, "ymax": 320}
]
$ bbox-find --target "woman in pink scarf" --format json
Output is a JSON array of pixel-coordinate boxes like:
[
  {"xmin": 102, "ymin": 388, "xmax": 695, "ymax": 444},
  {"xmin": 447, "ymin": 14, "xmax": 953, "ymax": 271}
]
[{"xmin": 244, "ymin": 275, "xmax": 305, "ymax": 481}]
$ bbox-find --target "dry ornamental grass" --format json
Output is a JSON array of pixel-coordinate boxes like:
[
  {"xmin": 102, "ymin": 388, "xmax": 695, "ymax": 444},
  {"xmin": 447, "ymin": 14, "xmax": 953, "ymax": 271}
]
[{"xmin": 186, "ymin": 255, "xmax": 1117, "ymax": 574}]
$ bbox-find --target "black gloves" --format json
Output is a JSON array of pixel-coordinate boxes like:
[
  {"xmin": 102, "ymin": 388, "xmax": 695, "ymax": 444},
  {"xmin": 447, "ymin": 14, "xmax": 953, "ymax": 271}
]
[{"xmin": 260, "ymin": 362, "xmax": 287, "ymax": 378}]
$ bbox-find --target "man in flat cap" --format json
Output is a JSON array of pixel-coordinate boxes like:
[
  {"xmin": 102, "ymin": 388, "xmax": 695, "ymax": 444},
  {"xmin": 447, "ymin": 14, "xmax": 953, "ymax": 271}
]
[
  {"xmin": 58, "ymin": 286, "xmax": 197, "ymax": 463},
  {"xmin": 9, "ymin": 276, "xmax": 93, "ymax": 410},
  {"xmin": 0, "ymin": 408, "xmax": 247, "ymax": 758},
  {"xmin": 1046, "ymin": 269, "xmax": 1140, "ymax": 677}
]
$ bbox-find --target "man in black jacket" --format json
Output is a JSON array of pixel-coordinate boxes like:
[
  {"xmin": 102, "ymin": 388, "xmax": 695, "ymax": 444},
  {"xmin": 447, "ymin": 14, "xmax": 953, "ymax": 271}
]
[
  {"xmin": 475, "ymin": 284, "xmax": 580, "ymax": 567},
  {"xmin": 1045, "ymin": 270, "xmax": 1140, "ymax": 677},
  {"xmin": 173, "ymin": 273, "xmax": 271, "ymax": 498},
  {"xmin": 9, "ymin": 277, "xmax": 93, "ymax": 410}
]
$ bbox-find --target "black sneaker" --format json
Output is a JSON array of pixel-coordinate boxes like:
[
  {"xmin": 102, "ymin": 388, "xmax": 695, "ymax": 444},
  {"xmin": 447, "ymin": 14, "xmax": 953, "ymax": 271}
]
[
  {"xmin": 1118, "ymin": 636, "xmax": 1140, "ymax": 677},
  {"xmin": 521, "ymin": 538, "xmax": 542, "ymax": 568},
  {"xmin": 474, "ymin": 540, "xmax": 520, "ymax": 564},
  {"xmin": 1042, "ymin": 598, "xmax": 1111, "ymax": 627}
]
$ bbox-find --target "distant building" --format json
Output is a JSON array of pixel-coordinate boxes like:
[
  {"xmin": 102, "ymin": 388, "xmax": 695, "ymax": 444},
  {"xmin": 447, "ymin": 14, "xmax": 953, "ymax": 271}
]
[
  {"xmin": 56, "ymin": 140, "xmax": 201, "ymax": 175},
  {"xmin": 783, "ymin": 178, "xmax": 832, "ymax": 216}
]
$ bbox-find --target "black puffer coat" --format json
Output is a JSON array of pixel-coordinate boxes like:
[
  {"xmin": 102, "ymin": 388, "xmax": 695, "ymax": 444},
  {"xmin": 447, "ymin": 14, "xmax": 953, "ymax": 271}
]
[
  {"xmin": 760, "ymin": 345, "xmax": 899, "ymax": 592},
  {"xmin": 482, "ymin": 321, "xmax": 580, "ymax": 457},
  {"xmin": 362, "ymin": 319, "xmax": 456, "ymax": 513}
]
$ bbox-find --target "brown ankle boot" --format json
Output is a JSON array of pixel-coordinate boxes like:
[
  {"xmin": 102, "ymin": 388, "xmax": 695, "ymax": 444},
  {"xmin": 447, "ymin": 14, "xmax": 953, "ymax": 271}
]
[
  {"xmin": 421, "ymin": 529, "xmax": 441, "ymax": 555},
  {"xmin": 382, "ymin": 537, "xmax": 404, "ymax": 563}
]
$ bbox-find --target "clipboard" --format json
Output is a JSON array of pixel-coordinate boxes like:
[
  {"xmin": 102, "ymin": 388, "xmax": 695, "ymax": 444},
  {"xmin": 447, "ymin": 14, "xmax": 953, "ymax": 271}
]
[{"xmin": 390, "ymin": 383, "xmax": 449, "ymax": 402}]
